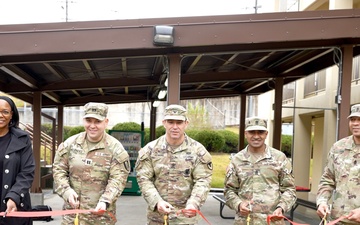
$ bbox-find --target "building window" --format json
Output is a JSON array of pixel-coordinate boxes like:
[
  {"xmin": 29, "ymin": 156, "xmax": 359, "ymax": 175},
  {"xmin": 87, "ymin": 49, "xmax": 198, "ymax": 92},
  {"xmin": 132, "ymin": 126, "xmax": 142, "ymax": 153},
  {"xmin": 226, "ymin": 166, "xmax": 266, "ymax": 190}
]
[
  {"xmin": 283, "ymin": 82, "xmax": 295, "ymax": 104},
  {"xmin": 304, "ymin": 69, "xmax": 326, "ymax": 97},
  {"xmin": 353, "ymin": 56, "xmax": 360, "ymax": 83}
]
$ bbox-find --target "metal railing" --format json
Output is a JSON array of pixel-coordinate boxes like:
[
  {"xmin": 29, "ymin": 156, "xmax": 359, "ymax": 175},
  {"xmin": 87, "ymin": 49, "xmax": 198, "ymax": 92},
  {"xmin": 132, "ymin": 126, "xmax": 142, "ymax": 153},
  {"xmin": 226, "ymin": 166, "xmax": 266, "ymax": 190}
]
[{"xmin": 19, "ymin": 122, "xmax": 56, "ymax": 166}]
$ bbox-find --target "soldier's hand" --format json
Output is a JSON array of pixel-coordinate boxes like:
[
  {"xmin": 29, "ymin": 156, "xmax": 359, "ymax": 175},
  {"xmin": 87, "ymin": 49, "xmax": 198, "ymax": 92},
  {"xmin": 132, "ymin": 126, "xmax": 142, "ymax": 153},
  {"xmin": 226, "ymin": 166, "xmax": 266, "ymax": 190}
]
[
  {"xmin": 347, "ymin": 208, "xmax": 360, "ymax": 222},
  {"xmin": 183, "ymin": 204, "xmax": 197, "ymax": 218},
  {"xmin": 316, "ymin": 203, "xmax": 329, "ymax": 218},
  {"xmin": 93, "ymin": 202, "xmax": 107, "ymax": 215},
  {"xmin": 238, "ymin": 201, "xmax": 252, "ymax": 217},
  {"xmin": 271, "ymin": 207, "xmax": 283, "ymax": 220},
  {"xmin": 68, "ymin": 189, "xmax": 79, "ymax": 209},
  {"xmin": 157, "ymin": 200, "xmax": 174, "ymax": 214}
]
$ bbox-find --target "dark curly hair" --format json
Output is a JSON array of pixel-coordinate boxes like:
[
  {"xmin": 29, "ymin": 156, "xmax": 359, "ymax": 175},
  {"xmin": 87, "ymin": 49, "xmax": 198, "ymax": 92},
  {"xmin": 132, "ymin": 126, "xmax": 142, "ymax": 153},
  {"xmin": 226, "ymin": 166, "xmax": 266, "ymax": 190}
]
[{"xmin": 0, "ymin": 96, "xmax": 19, "ymax": 128}]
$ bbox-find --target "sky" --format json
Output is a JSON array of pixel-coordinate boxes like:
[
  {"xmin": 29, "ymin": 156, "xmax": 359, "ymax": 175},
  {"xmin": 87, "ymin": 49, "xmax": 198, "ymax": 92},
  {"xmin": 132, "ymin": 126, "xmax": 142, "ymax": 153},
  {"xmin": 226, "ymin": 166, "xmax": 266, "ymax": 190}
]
[{"xmin": 0, "ymin": 0, "xmax": 297, "ymax": 25}]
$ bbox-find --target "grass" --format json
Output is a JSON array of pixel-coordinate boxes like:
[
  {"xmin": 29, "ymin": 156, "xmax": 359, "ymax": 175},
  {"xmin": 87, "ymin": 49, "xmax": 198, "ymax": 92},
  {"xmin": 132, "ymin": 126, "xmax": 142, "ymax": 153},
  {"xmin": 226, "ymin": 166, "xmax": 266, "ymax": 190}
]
[
  {"xmin": 210, "ymin": 126, "xmax": 238, "ymax": 188},
  {"xmin": 210, "ymin": 153, "xmax": 232, "ymax": 188}
]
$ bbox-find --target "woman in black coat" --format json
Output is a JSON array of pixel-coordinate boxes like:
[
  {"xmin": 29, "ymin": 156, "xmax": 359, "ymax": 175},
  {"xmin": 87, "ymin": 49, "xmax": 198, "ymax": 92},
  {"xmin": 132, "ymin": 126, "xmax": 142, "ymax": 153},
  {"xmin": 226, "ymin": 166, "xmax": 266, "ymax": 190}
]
[{"xmin": 0, "ymin": 96, "xmax": 35, "ymax": 225}]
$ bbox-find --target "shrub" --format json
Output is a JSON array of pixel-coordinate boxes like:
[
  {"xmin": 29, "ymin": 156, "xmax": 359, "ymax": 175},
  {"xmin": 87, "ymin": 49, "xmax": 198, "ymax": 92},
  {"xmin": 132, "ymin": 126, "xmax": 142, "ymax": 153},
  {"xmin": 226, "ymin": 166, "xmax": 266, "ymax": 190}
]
[
  {"xmin": 41, "ymin": 123, "xmax": 54, "ymax": 136},
  {"xmin": 41, "ymin": 124, "xmax": 76, "ymax": 143},
  {"xmin": 217, "ymin": 130, "xmax": 239, "ymax": 153},
  {"xmin": 67, "ymin": 126, "xmax": 85, "ymax": 138},
  {"xmin": 186, "ymin": 129, "xmax": 200, "ymax": 139},
  {"xmin": 112, "ymin": 122, "xmax": 141, "ymax": 131},
  {"xmin": 63, "ymin": 126, "xmax": 73, "ymax": 141},
  {"xmin": 194, "ymin": 130, "xmax": 225, "ymax": 152},
  {"xmin": 281, "ymin": 134, "xmax": 292, "ymax": 157},
  {"xmin": 156, "ymin": 125, "xmax": 165, "ymax": 137},
  {"xmin": 143, "ymin": 126, "xmax": 166, "ymax": 145}
]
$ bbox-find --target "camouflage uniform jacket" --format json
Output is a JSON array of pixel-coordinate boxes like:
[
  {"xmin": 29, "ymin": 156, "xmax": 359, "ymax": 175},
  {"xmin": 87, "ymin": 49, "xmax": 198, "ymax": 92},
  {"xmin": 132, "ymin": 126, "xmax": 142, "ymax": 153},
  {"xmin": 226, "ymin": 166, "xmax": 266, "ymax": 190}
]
[
  {"xmin": 316, "ymin": 135, "xmax": 360, "ymax": 224},
  {"xmin": 135, "ymin": 134, "xmax": 213, "ymax": 225},
  {"xmin": 53, "ymin": 131, "xmax": 130, "ymax": 225},
  {"xmin": 224, "ymin": 145, "xmax": 296, "ymax": 225}
]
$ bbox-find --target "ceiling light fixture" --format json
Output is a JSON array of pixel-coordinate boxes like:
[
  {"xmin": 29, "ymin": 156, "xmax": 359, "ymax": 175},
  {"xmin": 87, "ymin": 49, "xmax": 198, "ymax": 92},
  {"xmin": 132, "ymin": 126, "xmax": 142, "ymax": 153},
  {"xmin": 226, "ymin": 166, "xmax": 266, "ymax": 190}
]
[
  {"xmin": 153, "ymin": 25, "xmax": 174, "ymax": 46},
  {"xmin": 152, "ymin": 101, "xmax": 161, "ymax": 108},
  {"xmin": 157, "ymin": 90, "xmax": 167, "ymax": 99}
]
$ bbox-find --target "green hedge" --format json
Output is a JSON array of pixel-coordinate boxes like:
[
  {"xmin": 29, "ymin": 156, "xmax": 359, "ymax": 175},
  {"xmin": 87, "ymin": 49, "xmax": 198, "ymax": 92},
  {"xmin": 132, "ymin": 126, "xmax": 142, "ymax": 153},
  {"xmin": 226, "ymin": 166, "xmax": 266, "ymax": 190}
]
[
  {"xmin": 217, "ymin": 130, "xmax": 239, "ymax": 153},
  {"xmin": 143, "ymin": 125, "xmax": 165, "ymax": 145},
  {"xmin": 194, "ymin": 130, "xmax": 225, "ymax": 152},
  {"xmin": 41, "ymin": 124, "xmax": 77, "ymax": 142},
  {"xmin": 41, "ymin": 123, "xmax": 53, "ymax": 136},
  {"xmin": 56, "ymin": 121, "xmax": 293, "ymax": 156},
  {"xmin": 112, "ymin": 122, "xmax": 141, "ymax": 131},
  {"xmin": 67, "ymin": 126, "xmax": 85, "ymax": 139},
  {"xmin": 185, "ymin": 129, "xmax": 200, "ymax": 139},
  {"xmin": 281, "ymin": 134, "xmax": 292, "ymax": 157},
  {"xmin": 63, "ymin": 126, "xmax": 74, "ymax": 141},
  {"xmin": 156, "ymin": 126, "xmax": 165, "ymax": 137}
]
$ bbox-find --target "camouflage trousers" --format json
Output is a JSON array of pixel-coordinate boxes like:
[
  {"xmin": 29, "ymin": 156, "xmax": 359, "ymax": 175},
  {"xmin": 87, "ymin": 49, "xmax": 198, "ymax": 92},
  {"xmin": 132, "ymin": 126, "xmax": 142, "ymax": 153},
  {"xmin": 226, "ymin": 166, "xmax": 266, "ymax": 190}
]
[
  {"xmin": 146, "ymin": 212, "xmax": 199, "ymax": 225},
  {"xmin": 147, "ymin": 223, "xmax": 195, "ymax": 225},
  {"xmin": 61, "ymin": 213, "xmax": 116, "ymax": 225},
  {"xmin": 147, "ymin": 216, "xmax": 197, "ymax": 225},
  {"xmin": 233, "ymin": 214, "xmax": 285, "ymax": 225}
]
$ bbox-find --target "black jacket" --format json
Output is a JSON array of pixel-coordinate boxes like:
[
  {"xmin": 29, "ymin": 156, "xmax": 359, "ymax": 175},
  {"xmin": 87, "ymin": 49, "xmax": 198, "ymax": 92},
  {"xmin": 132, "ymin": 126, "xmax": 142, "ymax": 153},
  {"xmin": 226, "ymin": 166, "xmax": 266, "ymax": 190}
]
[{"xmin": 0, "ymin": 127, "xmax": 35, "ymax": 225}]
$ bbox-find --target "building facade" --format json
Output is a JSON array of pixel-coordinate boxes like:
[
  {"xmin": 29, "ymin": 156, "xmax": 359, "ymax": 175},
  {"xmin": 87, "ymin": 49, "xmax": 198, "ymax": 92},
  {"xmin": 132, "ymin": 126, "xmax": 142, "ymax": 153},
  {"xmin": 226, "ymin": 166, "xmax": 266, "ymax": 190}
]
[{"xmin": 261, "ymin": 0, "xmax": 360, "ymax": 201}]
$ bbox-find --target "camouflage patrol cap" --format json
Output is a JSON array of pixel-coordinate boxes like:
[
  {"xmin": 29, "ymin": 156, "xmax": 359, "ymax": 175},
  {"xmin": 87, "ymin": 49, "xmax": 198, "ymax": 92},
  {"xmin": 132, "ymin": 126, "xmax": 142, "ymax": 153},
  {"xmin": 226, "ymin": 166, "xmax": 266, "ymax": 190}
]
[
  {"xmin": 83, "ymin": 102, "xmax": 108, "ymax": 121},
  {"xmin": 348, "ymin": 103, "xmax": 360, "ymax": 119},
  {"xmin": 163, "ymin": 104, "xmax": 187, "ymax": 121},
  {"xmin": 245, "ymin": 117, "xmax": 267, "ymax": 131}
]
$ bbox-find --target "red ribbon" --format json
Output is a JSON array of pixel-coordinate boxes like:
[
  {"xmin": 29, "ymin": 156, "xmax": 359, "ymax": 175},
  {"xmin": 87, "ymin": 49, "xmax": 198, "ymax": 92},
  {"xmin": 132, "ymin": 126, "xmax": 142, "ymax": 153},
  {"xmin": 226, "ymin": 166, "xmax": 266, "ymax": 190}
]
[
  {"xmin": 0, "ymin": 209, "xmax": 116, "ymax": 221},
  {"xmin": 0, "ymin": 208, "xmax": 349, "ymax": 225},
  {"xmin": 267, "ymin": 215, "xmax": 349, "ymax": 225},
  {"xmin": 176, "ymin": 209, "xmax": 211, "ymax": 225}
]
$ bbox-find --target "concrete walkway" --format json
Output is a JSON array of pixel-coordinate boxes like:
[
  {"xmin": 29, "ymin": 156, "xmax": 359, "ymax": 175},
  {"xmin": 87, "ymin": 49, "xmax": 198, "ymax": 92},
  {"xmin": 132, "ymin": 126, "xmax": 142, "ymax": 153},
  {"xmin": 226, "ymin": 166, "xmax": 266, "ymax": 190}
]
[{"xmin": 33, "ymin": 190, "xmax": 320, "ymax": 225}]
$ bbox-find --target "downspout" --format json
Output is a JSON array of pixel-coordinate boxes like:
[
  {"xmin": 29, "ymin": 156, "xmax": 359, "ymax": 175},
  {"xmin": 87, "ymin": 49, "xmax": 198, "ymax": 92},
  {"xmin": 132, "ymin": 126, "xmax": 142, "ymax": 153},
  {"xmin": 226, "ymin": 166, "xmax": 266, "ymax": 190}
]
[
  {"xmin": 334, "ymin": 47, "xmax": 342, "ymax": 141},
  {"xmin": 291, "ymin": 81, "xmax": 296, "ymax": 167}
]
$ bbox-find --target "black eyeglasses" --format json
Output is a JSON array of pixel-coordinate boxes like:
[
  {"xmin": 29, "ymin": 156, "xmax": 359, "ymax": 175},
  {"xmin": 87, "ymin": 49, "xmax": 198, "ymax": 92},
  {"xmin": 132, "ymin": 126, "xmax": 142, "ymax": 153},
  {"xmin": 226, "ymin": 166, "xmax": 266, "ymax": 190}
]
[{"xmin": 0, "ymin": 110, "xmax": 12, "ymax": 117}]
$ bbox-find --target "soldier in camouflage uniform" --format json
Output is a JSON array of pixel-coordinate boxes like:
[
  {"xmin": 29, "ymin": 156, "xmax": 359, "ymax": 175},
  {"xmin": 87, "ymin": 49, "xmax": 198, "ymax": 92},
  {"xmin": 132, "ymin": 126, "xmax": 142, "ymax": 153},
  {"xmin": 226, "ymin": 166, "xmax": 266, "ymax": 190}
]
[
  {"xmin": 317, "ymin": 104, "xmax": 360, "ymax": 224},
  {"xmin": 53, "ymin": 102, "xmax": 130, "ymax": 225},
  {"xmin": 224, "ymin": 117, "xmax": 296, "ymax": 225},
  {"xmin": 135, "ymin": 104, "xmax": 213, "ymax": 225}
]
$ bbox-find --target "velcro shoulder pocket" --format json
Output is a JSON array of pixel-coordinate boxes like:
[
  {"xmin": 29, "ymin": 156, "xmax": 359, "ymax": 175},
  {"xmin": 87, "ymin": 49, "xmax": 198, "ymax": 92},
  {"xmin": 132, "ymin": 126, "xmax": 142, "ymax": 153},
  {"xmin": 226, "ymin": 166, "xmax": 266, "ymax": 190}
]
[
  {"xmin": 115, "ymin": 150, "xmax": 129, "ymax": 163},
  {"xmin": 56, "ymin": 143, "xmax": 68, "ymax": 157},
  {"xmin": 198, "ymin": 149, "xmax": 212, "ymax": 164}
]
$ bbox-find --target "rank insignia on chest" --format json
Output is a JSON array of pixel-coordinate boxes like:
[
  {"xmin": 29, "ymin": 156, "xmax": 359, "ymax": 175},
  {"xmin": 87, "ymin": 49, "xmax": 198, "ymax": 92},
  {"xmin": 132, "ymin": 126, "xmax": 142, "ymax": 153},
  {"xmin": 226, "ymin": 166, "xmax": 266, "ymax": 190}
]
[{"xmin": 85, "ymin": 159, "xmax": 92, "ymax": 165}]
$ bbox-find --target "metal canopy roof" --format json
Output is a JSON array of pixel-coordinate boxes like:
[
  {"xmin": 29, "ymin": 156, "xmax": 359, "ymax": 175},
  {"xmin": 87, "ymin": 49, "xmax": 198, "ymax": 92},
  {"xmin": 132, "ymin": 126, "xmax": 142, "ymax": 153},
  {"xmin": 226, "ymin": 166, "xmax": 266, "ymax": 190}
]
[{"xmin": 1, "ymin": 9, "xmax": 360, "ymax": 107}]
